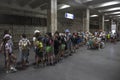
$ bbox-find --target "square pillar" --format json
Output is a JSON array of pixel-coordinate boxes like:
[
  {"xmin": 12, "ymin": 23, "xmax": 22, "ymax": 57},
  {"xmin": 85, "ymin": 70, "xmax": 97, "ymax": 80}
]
[
  {"xmin": 86, "ymin": 9, "xmax": 90, "ymax": 32},
  {"xmin": 102, "ymin": 15, "xmax": 105, "ymax": 31},
  {"xmin": 83, "ymin": 9, "xmax": 90, "ymax": 32},
  {"xmin": 99, "ymin": 15, "xmax": 105, "ymax": 31},
  {"xmin": 47, "ymin": 0, "xmax": 57, "ymax": 34}
]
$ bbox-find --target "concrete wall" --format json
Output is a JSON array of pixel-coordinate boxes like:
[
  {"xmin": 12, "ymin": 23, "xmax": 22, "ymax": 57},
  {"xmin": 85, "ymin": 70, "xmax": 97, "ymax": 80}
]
[
  {"xmin": 0, "ymin": 24, "xmax": 47, "ymax": 43},
  {"xmin": 57, "ymin": 11, "xmax": 83, "ymax": 33}
]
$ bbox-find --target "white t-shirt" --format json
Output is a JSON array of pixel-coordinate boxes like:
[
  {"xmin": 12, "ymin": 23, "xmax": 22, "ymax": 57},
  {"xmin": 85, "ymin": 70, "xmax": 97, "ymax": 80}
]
[
  {"xmin": 97, "ymin": 37, "xmax": 101, "ymax": 42},
  {"xmin": 5, "ymin": 42, "xmax": 12, "ymax": 54},
  {"xmin": 19, "ymin": 38, "xmax": 31, "ymax": 50}
]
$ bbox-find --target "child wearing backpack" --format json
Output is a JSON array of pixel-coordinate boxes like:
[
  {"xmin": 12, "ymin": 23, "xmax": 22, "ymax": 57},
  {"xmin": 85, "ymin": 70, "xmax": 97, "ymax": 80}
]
[
  {"xmin": 35, "ymin": 37, "xmax": 44, "ymax": 67},
  {"xmin": 19, "ymin": 34, "xmax": 31, "ymax": 67},
  {"xmin": 45, "ymin": 33, "xmax": 54, "ymax": 65}
]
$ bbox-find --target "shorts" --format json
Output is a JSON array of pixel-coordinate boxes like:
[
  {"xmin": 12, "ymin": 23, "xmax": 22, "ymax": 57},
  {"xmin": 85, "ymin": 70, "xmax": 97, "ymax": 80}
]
[
  {"xmin": 35, "ymin": 48, "xmax": 43, "ymax": 57},
  {"xmin": 46, "ymin": 46, "xmax": 53, "ymax": 53},
  {"xmin": 102, "ymin": 38, "xmax": 105, "ymax": 41},
  {"xmin": 61, "ymin": 44, "xmax": 65, "ymax": 50},
  {"xmin": 36, "ymin": 52, "xmax": 43, "ymax": 58},
  {"xmin": 54, "ymin": 49, "xmax": 59, "ymax": 56},
  {"xmin": 22, "ymin": 49, "xmax": 29, "ymax": 61}
]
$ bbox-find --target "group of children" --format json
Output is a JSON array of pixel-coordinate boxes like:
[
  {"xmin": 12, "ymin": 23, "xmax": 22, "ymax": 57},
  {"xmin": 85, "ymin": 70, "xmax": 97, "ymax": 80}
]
[
  {"xmin": 0, "ymin": 29, "xmax": 84, "ymax": 73},
  {"xmin": 86, "ymin": 31, "xmax": 119, "ymax": 49},
  {"xmin": 0, "ymin": 29, "xmax": 119, "ymax": 73},
  {"xmin": 31, "ymin": 30, "xmax": 84, "ymax": 68}
]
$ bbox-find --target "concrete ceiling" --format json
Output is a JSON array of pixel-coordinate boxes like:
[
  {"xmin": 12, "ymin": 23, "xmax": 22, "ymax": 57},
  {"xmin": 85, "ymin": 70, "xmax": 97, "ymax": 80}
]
[{"xmin": 0, "ymin": 0, "xmax": 120, "ymax": 20}]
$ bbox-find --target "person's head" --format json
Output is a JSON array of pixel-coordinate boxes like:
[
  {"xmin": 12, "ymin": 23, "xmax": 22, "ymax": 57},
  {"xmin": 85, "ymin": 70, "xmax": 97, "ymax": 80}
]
[
  {"xmin": 54, "ymin": 31, "xmax": 59, "ymax": 37},
  {"xmin": 34, "ymin": 30, "xmax": 40, "ymax": 34},
  {"xmin": 3, "ymin": 34, "xmax": 11, "ymax": 42},
  {"xmin": 34, "ymin": 30, "xmax": 41, "ymax": 38},
  {"xmin": 65, "ymin": 29, "xmax": 70, "ymax": 35},
  {"xmin": 46, "ymin": 32, "xmax": 52, "ymax": 38},
  {"xmin": 22, "ymin": 33, "xmax": 26, "ymax": 38}
]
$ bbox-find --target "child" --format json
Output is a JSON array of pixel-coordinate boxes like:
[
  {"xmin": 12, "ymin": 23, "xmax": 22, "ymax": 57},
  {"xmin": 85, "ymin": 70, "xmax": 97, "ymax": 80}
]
[
  {"xmin": 45, "ymin": 33, "xmax": 54, "ymax": 65},
  {"xmin": 4, "ymin": 34, "xmax": 17, "ymax": 73},
  {"xmin": 35, "ymin": 37, "xmax": 44, "ymax": 67},
  {"xmin": 19, "ymin": 34, "xmax": 31, "ymax": 68}
]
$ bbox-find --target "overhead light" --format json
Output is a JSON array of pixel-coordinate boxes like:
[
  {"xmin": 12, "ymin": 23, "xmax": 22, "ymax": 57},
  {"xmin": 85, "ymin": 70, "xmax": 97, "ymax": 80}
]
[
  {"xmin": 99, "ymin": 1, "xmax": 120, "ymax": 8},
  {"xmin": 75, "ymin": 0, "xmax": 92, "ymax": 3},
  {"xmin": 104, "ymin": 19, "xmax": 109, "ymax": 22},
  {"xmin": 109, "ymin": 11, "xmax": 120, "ymax": 14},
  {"xmin": 83, "ymin": 0, "xmax": 93, "ymax": 3},
  {"xmin": 116, "ymin": 15, "xmax": 120, "ymax": 16},
  {"xmin": 59, "ymin": 4, "xmax": 70, "ymax": 10},
  {"xmin": 107, "ymin": 7, "xmax": 120, "ymax": 11},
  {"xmin": 101, "ymin": 7, "xmax": 120, "ymax": 12},
  {"xmin": 90, "ymin": 15, "xmax": 98, "ymax": 17},
  {"xmin": 89, "ymin": 1, "xmax": 120, "ymax": 8},
  {"xmin": 105, "ymin": 13, "xmax": 109, "ymax": 15}
]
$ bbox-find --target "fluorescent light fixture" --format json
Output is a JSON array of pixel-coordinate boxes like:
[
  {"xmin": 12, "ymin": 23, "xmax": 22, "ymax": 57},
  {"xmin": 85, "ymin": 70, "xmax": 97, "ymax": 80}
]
[
  {"xmin": 90, "ymin": 15, "xmax": 98, "ymax": 17},
  {"xmin": 99, "ymin": 1, "xmax": 120, "ymax": 8},
  {"xmin": 101, "ymin": 7, "xmax": 120, "ymax": 12},
  {"xmin": 116, "ymin": 15, "xmax": 120, "ymax": 16},
  {"xmin": 83, "ymin": 0, "xmax": 93, "ymax": 3},
  {"xmin": 110, "ymin": 11, "xmax": 120, "ymax": 14},
  {"xmin": 75, "ymin": 0, "xmax": 92, "ymax": 3},
  {"xmin": 105, "ymin": 11, "xmax": 120, "ymax": 15},
  {"xmin": 89, "ymin": 1, "xmax": 120, "ymax": 9},
  {"xmin": 104, "ymin": 19, "xmax": 109, "ymax": 22},
  {"xmin": 59, "ymin": 4, "xmax": 70, "ymax": 9}
]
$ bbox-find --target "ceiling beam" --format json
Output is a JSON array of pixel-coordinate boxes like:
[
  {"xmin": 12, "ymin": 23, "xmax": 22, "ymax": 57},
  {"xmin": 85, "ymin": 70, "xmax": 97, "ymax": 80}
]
[
  {"xmin": 0, "ymin": 9, "xmax": 47, "ymax": 18},
  {"xmin": 0, "ymin": 2, "xmax": 47, "ymax": 15},
  {"xmin": 23, "ymin": 0, "xmax": 35, "ymax": 7},
  {"xmin": 29, "ymin": 0, "xmax": 47, "ymax": 9}
]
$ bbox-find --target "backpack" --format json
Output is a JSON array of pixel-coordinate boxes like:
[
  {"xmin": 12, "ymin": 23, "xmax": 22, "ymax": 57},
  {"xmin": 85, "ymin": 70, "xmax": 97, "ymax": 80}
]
[
  {"xmin": 38, "ymin": 41, "xmax": 43, "ymax": 49},
  {"xmin": 21, "ymin": 39, "xmax": 29, "ymax": 50},
  {"xmin": 36, "ymin": 41, "xmax": 43, "ymax": 53}
]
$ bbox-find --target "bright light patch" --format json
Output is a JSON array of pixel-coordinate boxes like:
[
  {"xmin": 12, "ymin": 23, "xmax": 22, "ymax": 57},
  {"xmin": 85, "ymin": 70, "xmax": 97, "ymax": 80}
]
[
  {"xmin": 99, "ymin": 1, "xmax": 120, "ymax": 8},
  {"xmin": 104, "ymin": 20, "xmax": 109, "ymax": 22},
  {"xmin": 112, "ymin": 30, "xmax": 116, "ymax": 34},
  {"xmin": 59, "ymin": 4, "xmax": 70, "ymax": 9},
  {"xmin": 83, "ymin": 0, "xmax": 93, "ymax": 3},
  {"xmin": 89, "ymin": 1, "xmax": 120, "ymax": 9},
  {"xmin": 116, "ymin": 15, "xmax": 120, "ymax": 16},
  {"xmin": 108, "ymin": 7, "xmax": 120, "ymax": 11},
  {"xmin": 111, "ymin": 23, "xmax": 116, "ymax": 34},
  {"xmin": 102, "ymin": 7, "xmax": 120, "ymax": 12},
  {"xmin": 90, "ymin": 15, "xmax": 98, "ymax": 17},
  {"xmin": 109, "ymin": 11, "xmax": 120, "ymax": 14}
]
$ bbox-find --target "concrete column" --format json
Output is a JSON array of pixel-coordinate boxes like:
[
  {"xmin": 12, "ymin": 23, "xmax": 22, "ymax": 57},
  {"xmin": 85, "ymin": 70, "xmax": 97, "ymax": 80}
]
[
  {"xmin": 102, "ymin": 15, "xmax": 105, "ymax": 31},
  {"xmin": 99, "ymin": 16, "xmax": 101, "ymax": 30},
  {"xmin": 85, "ymin": 8, "xmax": 90, "ymax": 32},
  {"xmin": 116, "ymin": 21, "xmax": 119, "ymax": 32},
  {"xmin": 47, "ymin": 0, "xmax": 57, "ymax": 34}
]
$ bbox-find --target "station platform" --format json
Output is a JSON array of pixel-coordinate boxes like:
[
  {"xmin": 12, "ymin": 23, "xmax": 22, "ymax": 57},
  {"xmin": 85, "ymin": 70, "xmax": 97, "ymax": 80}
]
[{"xmin": 0, "ymin": 42, "xmax": 120, "ymax": 80}]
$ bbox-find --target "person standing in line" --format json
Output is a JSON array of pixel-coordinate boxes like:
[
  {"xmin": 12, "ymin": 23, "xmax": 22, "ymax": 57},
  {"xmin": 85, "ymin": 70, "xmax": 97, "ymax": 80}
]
[
  {"xmin": 4, "ymin": 34, "xmax": 17, "ymax": 73},
  {"xmin": 19, "ymin": 34, "xmax": 31, "ymax": 68},
  {"xmin": 0, "ymin": 30, "xmax": 15, "ymax": 70}
]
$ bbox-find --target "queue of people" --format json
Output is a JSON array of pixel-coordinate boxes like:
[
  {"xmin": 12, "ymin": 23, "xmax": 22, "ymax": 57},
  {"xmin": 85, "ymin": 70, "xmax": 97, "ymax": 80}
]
[{"xmin": 0, "ymin": 29, "xmax": 119, "ymax": 73}]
